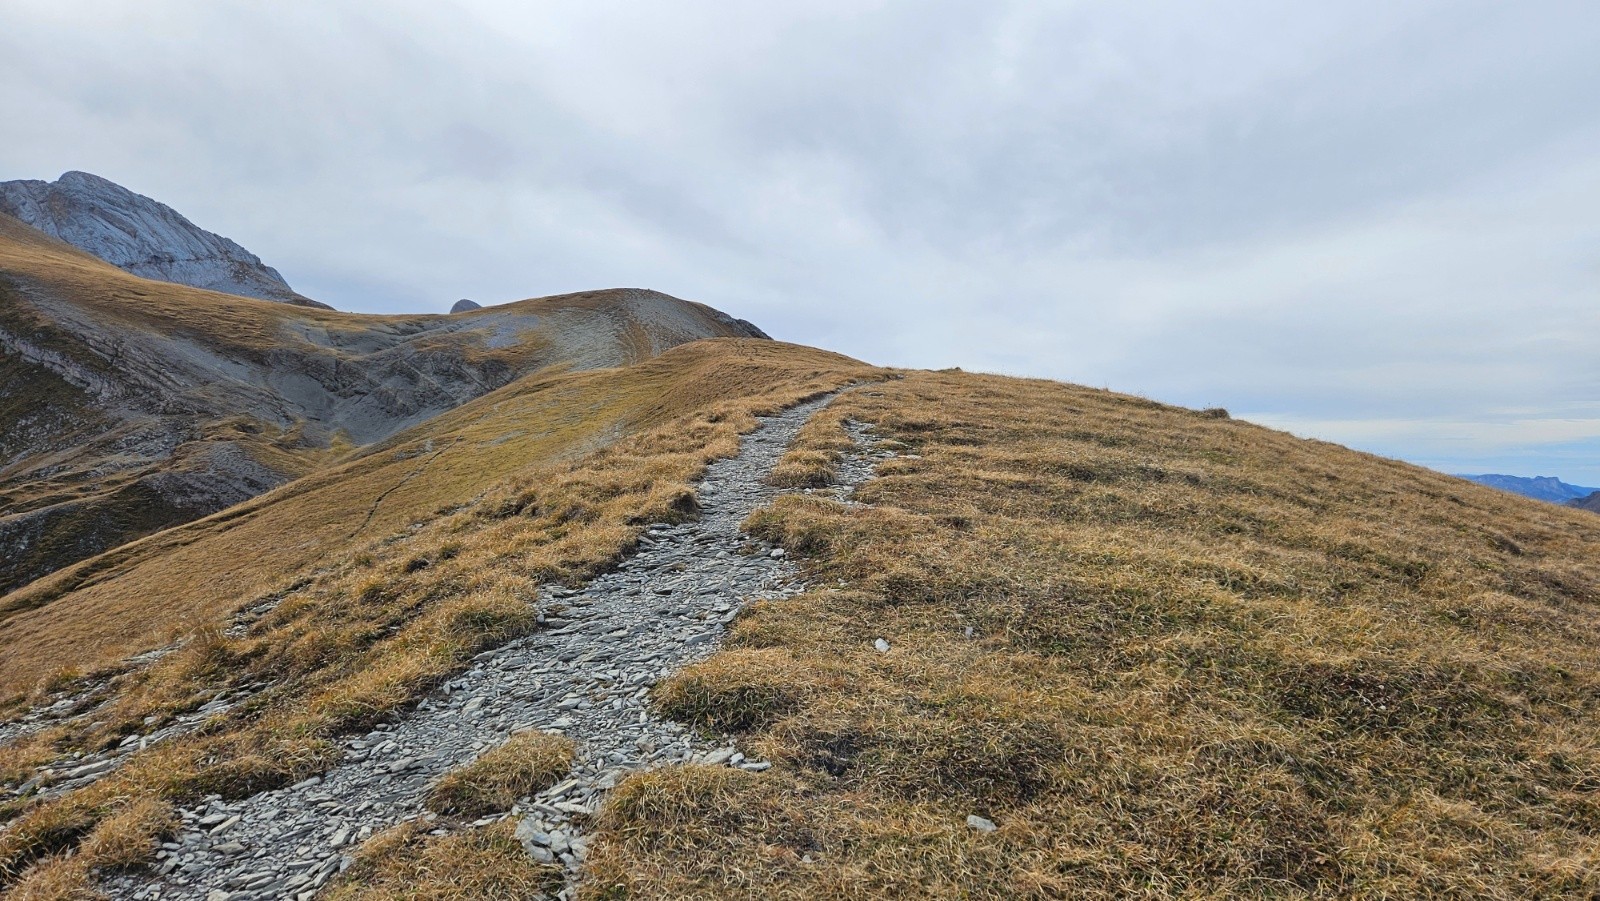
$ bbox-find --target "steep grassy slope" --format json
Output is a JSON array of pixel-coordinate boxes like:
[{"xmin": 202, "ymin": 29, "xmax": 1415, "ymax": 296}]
[
  {"xmin": 0, "ymin": 213, "xmax": 764, "ymax": 594},
  {"xmin": 0, "ymin": 339, "xmax": 875, "ymax": 893},
  {"xmin": 590, "ymin": 371, "xmax": 1600, "ymax": 899}
]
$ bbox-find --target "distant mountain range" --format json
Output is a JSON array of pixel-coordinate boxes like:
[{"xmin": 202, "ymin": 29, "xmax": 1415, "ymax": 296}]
[{"xmin": 1456, "ymin": 473, "xmax": 1600, "ymax": 504}]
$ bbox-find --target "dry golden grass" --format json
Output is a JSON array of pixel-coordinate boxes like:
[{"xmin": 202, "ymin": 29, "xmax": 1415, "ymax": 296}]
[
  {"xmin": 586, "ymin": 371, "xmax": 1600, "ymax": 899},
  {"xmin": 0, "ymin": 338, "xmax": 875, "ymax": 701},
  {"xmin": 75, "ymin": 797, "xmax": 177, "ymax": 871},
  {"xmin": 0, "ymin": 796, "xmax": 176, "ymax": 899},
  {"xmin": 0, "ymin": 734, "xmax": 61, "ymax": 789},
  {"xmin": 4, "ymin": 853, "xmax": 100, "ymax": 901},
  {"xmin": 18, "ymin": 342, "xmax": 1600, "ymax": 897},
  {"xmin": 0, "ymin": 214, "xmax": 592, "ymax": 369},
  {"xmin": 0, "ymin": 213, "xmax": 767, "ymax": 602},
  {"xmin": 324, "ymin": 819, "xmax": 561, "ymax": 901},
  {"xmin": 654, "ymin": 648, "xmax": 836, "ymax": 733},
  {"xmin": 765, "ymin": 402, "xmax": 858, "ymax": 489},
  {"xmin": 426, "ymin": 731, "xmax": 576, "ymax": 817},
  {"xmin": 0, "ymin": 340, "xmax": 879, "ymax": 887}
]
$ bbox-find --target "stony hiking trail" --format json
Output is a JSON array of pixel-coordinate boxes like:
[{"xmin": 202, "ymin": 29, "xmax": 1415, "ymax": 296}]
[{"xmin": 92, "ymin": 392, "xmax": 882, "ymax": 900}]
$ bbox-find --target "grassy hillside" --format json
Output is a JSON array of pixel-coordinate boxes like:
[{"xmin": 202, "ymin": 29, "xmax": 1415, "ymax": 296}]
[
  {"xmin": 0, "ymin": 339, "xmax": 876, "ymax": 894},
  {"xmin": 4, "ymin": 356, "xmax": 1600, "ymax": 898},
  {"xmin": 0, "ymin": 340, "xmax": 871, "ymax": 702},
  {"xmin": 590, "ymin": 371, "xmax": 1600, "ymax": 899}
]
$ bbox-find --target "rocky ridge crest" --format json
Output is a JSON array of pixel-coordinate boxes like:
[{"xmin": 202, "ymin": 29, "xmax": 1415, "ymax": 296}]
[{"xmin": 0, "ymin": 170, "xmax": 323, "ymax": 307}]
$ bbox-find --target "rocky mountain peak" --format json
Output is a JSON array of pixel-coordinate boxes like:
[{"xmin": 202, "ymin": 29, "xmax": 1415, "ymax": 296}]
[
  {"xmin": 451, "ymin": 298, "xmax": 482, "ymax": 313},
  {"xmin": 0, "ymin": 170, "xmax": 326, "ymax": 307}
]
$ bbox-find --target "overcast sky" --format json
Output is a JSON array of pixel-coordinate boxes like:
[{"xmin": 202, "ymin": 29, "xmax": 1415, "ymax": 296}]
[{"xmin": 3, "ymin": 1, "xmax": 1598, "ymax": 481}]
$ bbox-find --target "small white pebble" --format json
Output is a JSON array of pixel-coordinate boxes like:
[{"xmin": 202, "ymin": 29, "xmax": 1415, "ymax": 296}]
[{"xmin": 874, "ymin": 638, "xmax": 890, "ymax": 653}]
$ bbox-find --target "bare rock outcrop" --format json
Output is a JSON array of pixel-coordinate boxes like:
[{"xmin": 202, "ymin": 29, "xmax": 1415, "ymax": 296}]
[{"xmin": 0, "ymin": 170, "xmax": 326, "ymax": 307}]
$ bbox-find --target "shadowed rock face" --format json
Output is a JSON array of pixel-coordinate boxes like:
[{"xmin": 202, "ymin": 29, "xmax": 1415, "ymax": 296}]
[
  {"xmin": 0, "ymin": 171, "xmax": 327, "ymax": 307},
  {"xmin": 451, "ymin": 298, "xmax": 482, "ymax": 313}
]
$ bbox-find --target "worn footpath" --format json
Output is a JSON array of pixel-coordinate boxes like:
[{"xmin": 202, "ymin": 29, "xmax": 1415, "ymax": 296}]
[{"xmin": 85, "ymin": 392, "xmax": 882, "ymax": 900}]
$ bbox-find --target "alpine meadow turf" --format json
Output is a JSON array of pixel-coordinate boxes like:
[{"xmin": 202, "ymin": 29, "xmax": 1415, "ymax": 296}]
[
  {"xmin": 6, "ymin": 357, "xmax": 1600, "ymax": 898},
  {"xmin": 591, "ymin": 370, "xmax": 1600, "ymax": 900}
]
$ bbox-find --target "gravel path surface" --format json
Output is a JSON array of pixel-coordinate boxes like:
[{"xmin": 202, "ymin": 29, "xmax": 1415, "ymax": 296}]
[{"xmin": 101, "ymin": 392, "xmax": 881, "ymax": 901}]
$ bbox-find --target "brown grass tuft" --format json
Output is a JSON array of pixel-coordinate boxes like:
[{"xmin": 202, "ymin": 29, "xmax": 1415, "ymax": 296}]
[
  {"xmin": 0, "ymin": 793, "xmax": 176, "ymax": 891},
  {"xmin": 654, "ymin": 649, "xmax": 826, "ymax": 732},
  {"xmin": 78, "ymin": 797, "xmax": 178, "ymax": 871},
  {"xmin": 5, "ymin": 854, "xmax": 97, "ymax": 901},
  {"xmin": 325, "ymin": 819, "xmax": 562, "ymax": 901},
  {"xmin": 426, "ymin": 731, "xmax": 576, "ymax": 817},
  {"xmin": 765, "ymin": 402, "xmax": 857, "ymax": 488}
]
